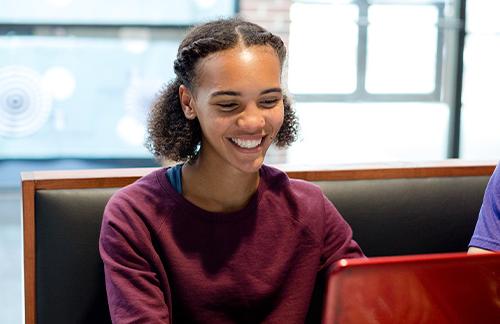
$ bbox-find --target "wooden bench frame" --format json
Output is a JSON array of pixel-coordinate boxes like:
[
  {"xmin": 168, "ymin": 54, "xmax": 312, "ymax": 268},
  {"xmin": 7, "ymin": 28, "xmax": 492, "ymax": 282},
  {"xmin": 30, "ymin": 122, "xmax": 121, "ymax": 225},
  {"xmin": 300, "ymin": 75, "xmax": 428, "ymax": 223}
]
[{"xmin": 21, "ymin": 160, "xmax": 497, "ymax": 324}]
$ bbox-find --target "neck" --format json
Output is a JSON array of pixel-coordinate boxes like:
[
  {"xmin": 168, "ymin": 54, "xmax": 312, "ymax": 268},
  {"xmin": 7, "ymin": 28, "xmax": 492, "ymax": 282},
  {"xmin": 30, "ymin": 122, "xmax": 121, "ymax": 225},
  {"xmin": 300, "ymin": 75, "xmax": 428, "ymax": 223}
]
[{"xmin": 181, "ymin": 155, "xmax": 260, "ymax": 213}]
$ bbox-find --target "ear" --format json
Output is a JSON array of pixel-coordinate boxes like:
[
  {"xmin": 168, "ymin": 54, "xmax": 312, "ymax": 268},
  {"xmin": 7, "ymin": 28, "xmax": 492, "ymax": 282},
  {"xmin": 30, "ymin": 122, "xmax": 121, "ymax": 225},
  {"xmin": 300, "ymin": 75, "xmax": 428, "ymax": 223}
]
[{"xmin": 179, "ymin": 85, "xmax": 197, "ymax": 120}]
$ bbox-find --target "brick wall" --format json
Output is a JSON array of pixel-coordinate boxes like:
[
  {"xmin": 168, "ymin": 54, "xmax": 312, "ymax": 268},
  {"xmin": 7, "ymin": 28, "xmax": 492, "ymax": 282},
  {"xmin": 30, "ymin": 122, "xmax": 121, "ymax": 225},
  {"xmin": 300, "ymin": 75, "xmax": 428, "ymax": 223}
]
[{"xmin": 239, "ymin": 0, "xmax": 292, "ymax": 45}]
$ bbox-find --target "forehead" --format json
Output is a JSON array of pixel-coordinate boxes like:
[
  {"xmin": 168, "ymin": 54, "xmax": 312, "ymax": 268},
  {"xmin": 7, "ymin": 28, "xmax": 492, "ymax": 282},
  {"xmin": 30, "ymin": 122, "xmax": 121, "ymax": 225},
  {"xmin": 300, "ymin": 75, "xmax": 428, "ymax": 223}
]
[{"xmin": 194, "ymin": 45, "xmax": 282, "ymax": 91}]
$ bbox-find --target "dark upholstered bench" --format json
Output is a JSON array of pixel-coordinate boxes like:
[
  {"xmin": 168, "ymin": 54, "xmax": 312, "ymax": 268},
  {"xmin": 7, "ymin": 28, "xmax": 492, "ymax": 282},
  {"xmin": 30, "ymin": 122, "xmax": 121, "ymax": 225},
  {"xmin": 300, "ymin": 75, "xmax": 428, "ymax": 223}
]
[{"xmin": 21, "ymin": 161, "xmax": 497, "ymax": 324}]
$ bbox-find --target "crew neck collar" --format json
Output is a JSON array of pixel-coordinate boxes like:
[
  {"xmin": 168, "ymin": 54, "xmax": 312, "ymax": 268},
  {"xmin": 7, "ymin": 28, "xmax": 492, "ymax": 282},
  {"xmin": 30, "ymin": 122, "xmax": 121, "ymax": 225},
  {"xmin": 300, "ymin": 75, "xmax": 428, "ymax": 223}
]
[{"xmin": 155, "ymin": 166, "xmax": 270, "ymax": 223}]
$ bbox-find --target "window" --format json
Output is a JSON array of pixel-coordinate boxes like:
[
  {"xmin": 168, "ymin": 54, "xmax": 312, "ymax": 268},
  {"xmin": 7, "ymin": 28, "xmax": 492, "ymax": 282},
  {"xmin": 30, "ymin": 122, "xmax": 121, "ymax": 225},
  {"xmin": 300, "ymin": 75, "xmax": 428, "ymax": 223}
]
[
  {"xmin": 365, "ymin": 4, "xmax": 439, "ymax": 95},
  {"xmin": 289, "ymin": 0, "xmax": 445, "ymax": 102},
  {"xmin": 0, "ymin": 0, "xmax": 237, "ymax": 159},
  {"xmin": 460, "ymin": 0, "xmax": 500, "ymax": 159},
  {"xmin": 287, "ymin": 0, "xmax": 461, "ymax": 164},
  {"xmin": 288, "ymin": 3, "xmax": 359, "ymax": 94}
]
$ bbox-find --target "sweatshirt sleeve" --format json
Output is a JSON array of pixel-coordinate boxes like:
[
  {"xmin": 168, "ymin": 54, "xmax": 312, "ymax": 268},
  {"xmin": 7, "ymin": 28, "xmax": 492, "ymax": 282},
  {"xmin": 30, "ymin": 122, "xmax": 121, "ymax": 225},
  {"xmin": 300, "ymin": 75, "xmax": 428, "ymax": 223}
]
[
  {"xmin": 319, "ymin": 194, "xmax": 365, "ymax": 272},
  {"xmin": 469, "ymin": 164, "xmax": 500, "ymax": 251},
  {"xmin": 99, "ymin": 193, "xmax": 171, "ymax": 324}
]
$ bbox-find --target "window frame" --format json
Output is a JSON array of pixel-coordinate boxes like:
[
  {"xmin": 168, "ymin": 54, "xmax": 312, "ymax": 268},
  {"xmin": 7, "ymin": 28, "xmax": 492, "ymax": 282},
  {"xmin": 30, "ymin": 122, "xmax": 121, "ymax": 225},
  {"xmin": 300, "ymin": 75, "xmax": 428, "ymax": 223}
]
[{"xmin": 291, "ymin": 0, "xmax": 446, "ymax": 103}]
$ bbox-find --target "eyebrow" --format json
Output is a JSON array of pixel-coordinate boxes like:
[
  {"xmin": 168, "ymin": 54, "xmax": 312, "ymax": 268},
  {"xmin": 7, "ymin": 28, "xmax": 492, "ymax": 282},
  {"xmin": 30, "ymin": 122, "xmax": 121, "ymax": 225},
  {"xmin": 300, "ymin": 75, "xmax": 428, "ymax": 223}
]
[
  {"xmin": 210, "ymin": 88, "xmax": 283, "ymax": 97},
  {"xmin": 260, "ymin": 88, "xmax": 283, "ymax": 95}
]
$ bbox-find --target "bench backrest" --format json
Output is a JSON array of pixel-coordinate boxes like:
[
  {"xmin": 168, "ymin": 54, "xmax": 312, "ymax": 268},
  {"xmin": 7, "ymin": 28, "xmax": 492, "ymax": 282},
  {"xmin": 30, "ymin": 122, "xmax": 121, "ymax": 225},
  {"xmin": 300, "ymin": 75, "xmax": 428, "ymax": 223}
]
[{"xmin": 22, "ymin": 161, "xmax": 496, "ymax": 324}]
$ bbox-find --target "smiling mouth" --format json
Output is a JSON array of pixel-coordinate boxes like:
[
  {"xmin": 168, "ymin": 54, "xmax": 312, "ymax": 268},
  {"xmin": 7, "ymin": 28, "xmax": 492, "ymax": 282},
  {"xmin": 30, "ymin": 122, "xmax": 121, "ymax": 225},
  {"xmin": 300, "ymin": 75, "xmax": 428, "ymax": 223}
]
[{"xmin": 230, "ymin": 137, "xmax": 265, "ymax": 149}]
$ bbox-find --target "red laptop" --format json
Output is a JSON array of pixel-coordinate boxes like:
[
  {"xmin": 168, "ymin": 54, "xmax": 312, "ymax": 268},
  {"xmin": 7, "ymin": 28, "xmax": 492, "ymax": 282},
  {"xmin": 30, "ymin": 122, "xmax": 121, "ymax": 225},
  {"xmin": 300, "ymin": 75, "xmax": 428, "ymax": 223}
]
[{"xmin": 322, "ymin": 252, "xmax": 500, "ymax": 324}]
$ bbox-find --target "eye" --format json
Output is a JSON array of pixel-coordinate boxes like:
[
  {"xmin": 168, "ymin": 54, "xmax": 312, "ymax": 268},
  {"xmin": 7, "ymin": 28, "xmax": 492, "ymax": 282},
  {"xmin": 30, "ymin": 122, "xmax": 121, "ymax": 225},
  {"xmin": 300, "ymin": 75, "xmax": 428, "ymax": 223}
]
[
  {"xmin": 217, "ymin": 102, "xmax": 239, "ymax": 112},
  {"xmin": 259, "ymin": 98, "xmax": 281, "ymax": 108}
]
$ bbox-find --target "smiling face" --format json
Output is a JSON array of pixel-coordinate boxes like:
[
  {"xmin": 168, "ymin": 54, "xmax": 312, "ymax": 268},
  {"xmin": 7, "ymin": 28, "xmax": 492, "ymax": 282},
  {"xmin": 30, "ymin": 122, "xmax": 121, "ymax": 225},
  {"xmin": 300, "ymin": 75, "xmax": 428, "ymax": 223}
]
[{"xmin": 179, "ymin": 45, "xmax": 284, "ymax": 174}]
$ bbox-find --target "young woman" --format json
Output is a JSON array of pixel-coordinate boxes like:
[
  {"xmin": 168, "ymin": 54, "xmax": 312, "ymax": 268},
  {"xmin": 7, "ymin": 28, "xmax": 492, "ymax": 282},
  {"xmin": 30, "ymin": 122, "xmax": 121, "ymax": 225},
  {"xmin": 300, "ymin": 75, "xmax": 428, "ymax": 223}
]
[{"xmin": 99, "ymin": 18, "xmax": 364, "ymax": 323}]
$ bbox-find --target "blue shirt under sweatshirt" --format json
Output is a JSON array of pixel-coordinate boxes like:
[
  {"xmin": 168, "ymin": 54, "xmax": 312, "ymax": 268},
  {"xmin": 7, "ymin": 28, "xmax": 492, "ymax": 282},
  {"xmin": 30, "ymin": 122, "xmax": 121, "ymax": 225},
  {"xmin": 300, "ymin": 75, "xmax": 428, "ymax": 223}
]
[{"xmin": 166, "ymin": 163, "xmax": 183, "ymax": 194}]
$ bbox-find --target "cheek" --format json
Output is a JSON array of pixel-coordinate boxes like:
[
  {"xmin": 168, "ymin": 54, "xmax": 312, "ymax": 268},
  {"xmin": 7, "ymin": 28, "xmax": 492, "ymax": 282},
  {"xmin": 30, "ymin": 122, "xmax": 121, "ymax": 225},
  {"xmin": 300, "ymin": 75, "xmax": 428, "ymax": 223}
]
[
  {"xmin": 198, "ymin": 114, "xmax": 227, "ymax": 139},
  {"xmin": 272, "ymin": 105, "xmax": 285, "ymax": 132}
]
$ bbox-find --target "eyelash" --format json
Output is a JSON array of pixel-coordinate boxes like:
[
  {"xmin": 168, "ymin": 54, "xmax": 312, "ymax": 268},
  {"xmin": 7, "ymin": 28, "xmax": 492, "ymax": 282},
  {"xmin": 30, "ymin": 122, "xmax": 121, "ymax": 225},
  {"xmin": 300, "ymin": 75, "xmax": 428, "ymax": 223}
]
[
  {"xmin": 217, "ymin": 103, "xmax": 239, "ymax": 111},
  {"xmin": 216, "ymin": 98, "xmax": 281, "ymax": 111},
  {"xmin": 260, "ymin": 98, "xmax": 280, "ymax": 108}
]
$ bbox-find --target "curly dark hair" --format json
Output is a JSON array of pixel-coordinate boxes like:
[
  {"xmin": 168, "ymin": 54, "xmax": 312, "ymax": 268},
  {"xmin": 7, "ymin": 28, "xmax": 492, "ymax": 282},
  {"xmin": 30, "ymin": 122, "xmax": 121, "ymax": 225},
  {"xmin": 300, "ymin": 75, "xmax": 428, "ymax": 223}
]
[{"xmin": 146, "ymin": 17, "xmax": 299, "ymax": 161}]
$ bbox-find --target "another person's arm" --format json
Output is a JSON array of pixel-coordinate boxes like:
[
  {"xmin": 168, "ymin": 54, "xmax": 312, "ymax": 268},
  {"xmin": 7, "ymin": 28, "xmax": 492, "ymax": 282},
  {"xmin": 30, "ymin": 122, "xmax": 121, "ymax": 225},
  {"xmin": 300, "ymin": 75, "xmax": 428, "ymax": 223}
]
[
  {"xmin": 468, "ymin": 163, "xmax": 500, "ymax": 253},
  {"xmin": 468, "ymin": 246, "xmax": 494, "ymax": 254}
]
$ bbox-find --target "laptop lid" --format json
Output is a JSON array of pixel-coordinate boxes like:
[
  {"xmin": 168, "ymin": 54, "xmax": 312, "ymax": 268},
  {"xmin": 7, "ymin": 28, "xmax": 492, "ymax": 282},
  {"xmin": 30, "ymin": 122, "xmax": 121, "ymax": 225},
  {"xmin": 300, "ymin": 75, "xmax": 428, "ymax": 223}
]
[{"xmin": 322, "ymin": 252, "xmax": 500, "ymax": 324}]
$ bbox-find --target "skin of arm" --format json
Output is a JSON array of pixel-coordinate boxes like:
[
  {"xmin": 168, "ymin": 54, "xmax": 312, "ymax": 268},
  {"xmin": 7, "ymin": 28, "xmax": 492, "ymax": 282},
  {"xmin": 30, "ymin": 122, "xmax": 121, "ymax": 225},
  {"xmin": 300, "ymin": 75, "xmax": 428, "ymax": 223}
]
[{"xmin": 467, "ymin": 246, "xmax": 494, "ymax": 254}]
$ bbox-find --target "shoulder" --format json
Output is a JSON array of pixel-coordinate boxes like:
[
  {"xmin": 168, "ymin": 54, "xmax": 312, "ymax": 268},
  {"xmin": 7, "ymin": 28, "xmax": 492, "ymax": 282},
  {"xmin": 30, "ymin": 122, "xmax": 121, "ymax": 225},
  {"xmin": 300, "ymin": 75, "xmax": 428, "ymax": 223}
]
[
  {"xmin": 109, "ymin": 168, "xmax": 165, "ymax": 203},
  {"xmin": 99, "ymin": 169, "xmax": 172, "ymax": 264},
  {"xmin": 260, "ymin": 165, "xmax": 332, "ymax": 236},
  {"xmin": 103, "ymin": 168, "xmax": 171, "ymax": 225},
  {"xmin": 484, "ymin": 162, "xmax": 500, "ymax": 200},
  {"xmin": 260, "ymin": 164, "xmax": 324, "ymax": 197},
  {"xmin": 491, "ymin": 163, "xmax": 500, "ymax": 187}
]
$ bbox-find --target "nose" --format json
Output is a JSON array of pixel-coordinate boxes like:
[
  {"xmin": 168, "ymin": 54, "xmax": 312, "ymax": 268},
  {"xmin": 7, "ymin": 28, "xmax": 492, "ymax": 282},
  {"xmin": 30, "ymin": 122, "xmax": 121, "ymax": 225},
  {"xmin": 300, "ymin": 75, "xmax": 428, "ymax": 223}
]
[{"xmin": 237, "ymin": 102, "xmax": 265, "ymax": 132}]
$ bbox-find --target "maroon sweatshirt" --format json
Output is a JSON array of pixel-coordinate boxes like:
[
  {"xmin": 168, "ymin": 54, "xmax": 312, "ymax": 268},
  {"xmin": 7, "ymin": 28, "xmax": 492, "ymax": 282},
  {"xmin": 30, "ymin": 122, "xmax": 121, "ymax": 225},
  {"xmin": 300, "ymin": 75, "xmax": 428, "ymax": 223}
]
[{"xmin": 99, "ymin": 165, "xmax": 363, "ymax": 323}]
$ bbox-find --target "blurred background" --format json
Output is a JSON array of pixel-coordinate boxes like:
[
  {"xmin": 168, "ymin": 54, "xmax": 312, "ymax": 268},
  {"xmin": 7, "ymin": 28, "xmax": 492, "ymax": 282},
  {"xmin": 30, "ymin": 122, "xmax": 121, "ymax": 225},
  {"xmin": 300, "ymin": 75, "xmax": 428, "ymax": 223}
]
[{"xmin": 1, "ymin": 0, "xmax": 499, "ymax": 322}]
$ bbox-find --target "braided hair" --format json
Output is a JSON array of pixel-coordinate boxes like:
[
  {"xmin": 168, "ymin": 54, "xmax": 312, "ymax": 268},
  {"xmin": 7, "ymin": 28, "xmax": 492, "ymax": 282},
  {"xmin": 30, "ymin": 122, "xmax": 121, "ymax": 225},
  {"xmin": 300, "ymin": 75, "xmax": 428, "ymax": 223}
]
[{"xmin": 146, "ymin": 18, "xmax": 299, "ymax": 161}]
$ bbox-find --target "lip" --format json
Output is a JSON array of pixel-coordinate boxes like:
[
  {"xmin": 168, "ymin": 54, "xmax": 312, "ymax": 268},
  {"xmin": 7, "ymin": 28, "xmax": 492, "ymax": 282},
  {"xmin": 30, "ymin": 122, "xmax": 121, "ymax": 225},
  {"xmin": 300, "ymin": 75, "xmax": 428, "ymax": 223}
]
[{"xmin": 231, "ymin": 134, "xmax": 266, "ymax": 141}]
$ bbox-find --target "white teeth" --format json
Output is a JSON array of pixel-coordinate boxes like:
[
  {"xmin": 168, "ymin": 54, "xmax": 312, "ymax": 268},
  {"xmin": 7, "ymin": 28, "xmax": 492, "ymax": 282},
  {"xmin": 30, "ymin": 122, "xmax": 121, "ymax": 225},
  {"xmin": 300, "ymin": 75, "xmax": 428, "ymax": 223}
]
[{"xmin": 231, "ymin": 137, "xmax": 262, "ymax": 149}]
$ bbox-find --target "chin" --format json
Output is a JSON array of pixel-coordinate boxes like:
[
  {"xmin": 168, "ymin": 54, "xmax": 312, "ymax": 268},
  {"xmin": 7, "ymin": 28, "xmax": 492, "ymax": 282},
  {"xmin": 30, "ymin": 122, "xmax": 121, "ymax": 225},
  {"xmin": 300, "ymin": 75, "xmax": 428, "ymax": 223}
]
[{"xmin": 232, "ymin": 157, "xmax": 265, "ymax": 174}]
